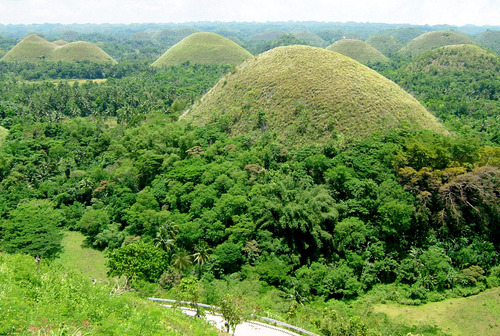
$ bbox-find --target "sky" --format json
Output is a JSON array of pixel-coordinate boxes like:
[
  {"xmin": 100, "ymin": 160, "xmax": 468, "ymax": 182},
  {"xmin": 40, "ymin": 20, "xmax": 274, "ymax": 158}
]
[{"xmin": 0, "ymin": 0, "xmax": 498, "ymax": 26}]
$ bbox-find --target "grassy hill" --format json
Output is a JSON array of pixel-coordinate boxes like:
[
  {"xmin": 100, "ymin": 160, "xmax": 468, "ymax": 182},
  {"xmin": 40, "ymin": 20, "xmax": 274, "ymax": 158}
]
[
  {"xmin": 406, "ymin": 44, "xmax": 499, "ymax": 73},
  {"xmin": 326, "ymin": 39, "xmax": 389, "ymax": 64},
  {"xmin": 152, "ymin": 32, "xmax": 252, "ymax": 67},
  {"xmin": 1, "ymin": 34, "xmax": 57, "ymax": 62},
  {"xmin": 51, "ymin": 41, "xmax": 117, "ymax": 64},
  {"xmin": 366, "ymin": 35, "xmax": 403, "ymax": 56},
  {"xmin": 182, "ymin": 45, "xmax": 445, "ymax": 147},
  {"xmin": 374, "ymin": 288, "xmax": 500, "ymax": 336},
  {"xmin": 393, "ymin": 44, "xmax": 500, "ymax": 142},
  {"xmin": 476, "ymin": 30, "xmax": 500, "ymax": 55},
  {"xmin": 400, "ymin": 31, "xmax": 475, "ymax": 57},
  {"xmin": 1, "ymin": 34, "xmax": 116, "ymax": 64}
]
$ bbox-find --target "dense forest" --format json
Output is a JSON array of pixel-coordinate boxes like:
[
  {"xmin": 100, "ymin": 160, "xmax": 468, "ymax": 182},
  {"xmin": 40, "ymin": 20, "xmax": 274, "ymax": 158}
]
[{"xmin": 0, "ymin": 22, "xmax": 500, "ymax": 335}]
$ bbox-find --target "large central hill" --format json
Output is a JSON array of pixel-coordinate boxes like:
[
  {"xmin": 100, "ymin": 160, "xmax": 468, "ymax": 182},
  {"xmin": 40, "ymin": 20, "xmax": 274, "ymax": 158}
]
[
  {"xmin": 400, "ymin": 31, "xmax": 475, "ymax": 57},
  {"xmin": 151, "ymin": 32, "xmax": 252, "ymax": 67},
  {"xmin": 1, "ymin": 34, "xmax": 116, "ymax": 64},
  {"xmin": 326, "ymin": 39, "xmax": 389, "ymax": 64},
  {"xmin": 181, "ymin": 45, "xmax": 445, "ymax": 146}
]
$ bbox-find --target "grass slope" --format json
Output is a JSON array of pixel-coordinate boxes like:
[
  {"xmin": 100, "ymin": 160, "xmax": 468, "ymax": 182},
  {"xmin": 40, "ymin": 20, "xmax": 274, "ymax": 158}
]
[
  {"xmin": 374, "ymin": 288, "xmax": 500, "ymax": 336},
  {"xmin": 326, "ymin": 39, "xmax": 389, "ymax": 64},
  {"xmin": 366, "ymin": 35, "xmax": 403, "ymax": 56},
  {"xmin": 1, "ymin": 34, "xmax": 116, "ymax": 64},
  {"xmin": 475, "ymin": 30, "xmax": 500, "ymax": 55},
  {"xmin": 55, "ymin": 231, "xmax": 108, "ymax": 280},
  {"xmin": 0, "ymin": 253, "xmax": 221, "ymax": 335},
  {"xmin": 152, "ymin": 32, "xmax": 252, "ymax": 67},
  {"xmin": 182, "ymin": 45, "xmax": 445, "ymax": 147},
  {"xmin": 400, "ymin": 31, "xmax": 475, "ymax": 57}
]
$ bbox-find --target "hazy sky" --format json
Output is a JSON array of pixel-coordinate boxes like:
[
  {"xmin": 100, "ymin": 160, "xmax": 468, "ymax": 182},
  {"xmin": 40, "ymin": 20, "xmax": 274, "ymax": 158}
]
[{"xmin": 0, "ymin": 0, "xmax": 498, "ymax": 26}]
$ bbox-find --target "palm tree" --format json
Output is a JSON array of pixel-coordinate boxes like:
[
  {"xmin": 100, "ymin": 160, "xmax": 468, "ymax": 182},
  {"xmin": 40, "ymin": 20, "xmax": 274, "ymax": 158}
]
[
  {"xmin": 172, "ymin": 250, "xmax": 192, "ymax": 271},
  {"xmin": 192, "ymin": 243, "xmax": 212, "ymax": 278},
  {"xmin": 154, "ymin": 222, "xmax": 178, "ymax": 255}
]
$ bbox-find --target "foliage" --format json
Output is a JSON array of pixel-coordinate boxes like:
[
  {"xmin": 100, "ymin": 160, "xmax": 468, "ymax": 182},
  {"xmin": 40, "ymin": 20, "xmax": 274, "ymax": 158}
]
[
  {"xmin": 0, "ymin": 199, "xmax": 63, "ymax": 259},
  {"xmin": 106, "ymin": 240, "xmax": 168, "ymax": 287}
]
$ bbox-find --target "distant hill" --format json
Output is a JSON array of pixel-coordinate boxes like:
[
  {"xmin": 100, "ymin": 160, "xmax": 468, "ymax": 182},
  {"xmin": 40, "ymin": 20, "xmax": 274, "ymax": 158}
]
[
  {"xmin": 380, "ymin": 27, "xmax": 426, "ymax": 43},
  {"xmin": 475, "ymin": 30, "xmax": 500, "ymax": 55},
  {"xmin": 366, "ymin": 36, "xmax": 403, "ymax": 57},
  {"xmin": 248, "ymin": 30, "xmax": 287, "ymax": 41},
  {"xmin": 152, "ymin": 32, "xmax": 252, "ymax": 67},
  {"xmin": 53, "ymin": 40, "xmax": 68, "ymax": 46},
  {"xmin": 152, "ymin": 27, "xmax": 199, "ymax": 46},
  {"xmin": 1, "ymin": 34, "xmax": 116, "ymax": 64},
  {"xmin": 326, "ymin": 39, "xmax": 389, "ymax": 64},
  {"xmin": 182, "ymin": 45, "xmax": 445, "ymax": 147},
  {"xmin": 293, "ymin": 31, "xmax": 327, "ymax": 47},
  {"xmin": 400, "ymin": 31, "xmax": 475, "ymax": 57}
]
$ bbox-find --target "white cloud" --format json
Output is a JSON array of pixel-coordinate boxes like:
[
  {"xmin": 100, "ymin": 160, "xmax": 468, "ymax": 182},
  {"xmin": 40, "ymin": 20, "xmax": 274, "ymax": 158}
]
[{"xmin": 0, "ymin": 0, "xmax": 498, "ymax": 25}]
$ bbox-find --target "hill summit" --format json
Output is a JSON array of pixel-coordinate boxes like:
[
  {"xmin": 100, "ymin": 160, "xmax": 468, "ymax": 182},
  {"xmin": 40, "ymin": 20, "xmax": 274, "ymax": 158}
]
[
  {"xmin": 326, "ymin": 39, "xmax": 389, "ymax": 64},
  {"xmin": 400, "ymin": 31, "xmax": 475, "ymax": 57},
  {"xmin": 1, "ymin": 34, "xmax": 116, "ymax": 64},
  {"xmin": 151, "ymin": 32, "xmax": 252, "ymax": 67},
  {"xmin": 181, "ymin": 46, "xmax": 445, "ymax": 146}
]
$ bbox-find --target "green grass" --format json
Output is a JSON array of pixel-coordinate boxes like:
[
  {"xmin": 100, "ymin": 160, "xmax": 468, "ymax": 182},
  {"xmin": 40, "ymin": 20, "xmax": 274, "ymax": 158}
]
[
  {"xmin": 1, "ymin": 34, "xmax": 116, "ymax": 64},
  {"xmin": 373, "ymin": 288, "xmax": 500, "ymax": 336},
  {"xmin": 475, "ymin": 30, "xmax": 500, "ymax": 55},
  {"xmin": 152, "ymin": 32, "xmax": 252, "ymax": 67},
  {"xmin": 400, "ymin": 31, "xmax": 475, "ymax": 57},
  {"xmin": 55, "ymin": 231, "xmax": 108, "ymax": 281},
  {"xmin": 0, "ymin": 253, "xmax": 222, "ymax": 335},
  {"xmin": 182, "ymin": 45, "xmax": 446, "ymax": 147},
  {"xmin": 0, "ymin": 126, "xmax": 8, "ymax": 147},
  {"xmin": 327, "ymin": 39, "xmax": 389, "ymax": 64},
  {"xmin": 366, "ymin": 35, "xmax": 403, "ymax": 56}
]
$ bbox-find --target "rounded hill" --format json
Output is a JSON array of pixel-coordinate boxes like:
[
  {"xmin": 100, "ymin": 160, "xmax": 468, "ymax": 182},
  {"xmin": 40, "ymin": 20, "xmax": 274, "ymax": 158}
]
[
  {"xmin": 182, "ymin": 46, "xmax": 445, "ymax": 146},
  {"xmin": 1, "ymin": 34, "xmax": 116, "ymax": 64},
  {"xmin": 406, "ymin": 44, "xmax": 500, "ymax": 74},
  {"xmin": 1, "ymin": 34, "xmax": 57, "ymax": 62},
  {"xmin": 248, "ymin": 30, "xmax": 287, "ymax": 41},
  {"xmin": 152, "ymin": 32, "xmax": 253, "ymax": 67},
  {"xmin": 326, "ymin": 39, "xmax": 389, "ymax": 64},
  {"xmin": 366, "ymin": 36, "xmax": 403, "ymax": 57},
  {"xmin": 51, "ymin": 41, "xmax": 117, "ymax": 64},
  {"xmin": 400, "ymin": 31, "xmax": 474, "ymax": 57},
  {"xmin": 475, "ymin": 30, "xmax": 500, "ymax": 55}
]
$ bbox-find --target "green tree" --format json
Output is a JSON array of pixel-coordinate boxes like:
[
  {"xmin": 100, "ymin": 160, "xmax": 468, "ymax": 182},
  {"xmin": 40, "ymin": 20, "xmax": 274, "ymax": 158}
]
[
  {"xmin": 0, "ymin": 199, "xmax": 63, "ymax": 260},
  {"xmin": 106, "ymin": 240, "xmax": 167, "ymax": 288}
]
